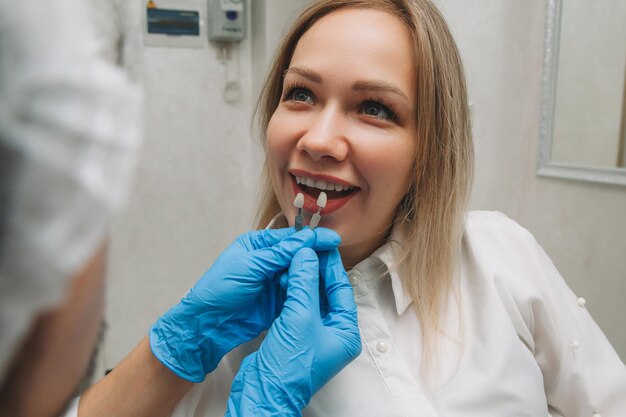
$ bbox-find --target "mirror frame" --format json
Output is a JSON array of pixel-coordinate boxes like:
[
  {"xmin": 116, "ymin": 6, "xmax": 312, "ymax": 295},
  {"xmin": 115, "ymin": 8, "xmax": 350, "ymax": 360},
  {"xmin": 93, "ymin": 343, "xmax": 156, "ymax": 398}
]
[{"xmin": 537, "ymin": 0, "xmax": 626, "ymax": 187}]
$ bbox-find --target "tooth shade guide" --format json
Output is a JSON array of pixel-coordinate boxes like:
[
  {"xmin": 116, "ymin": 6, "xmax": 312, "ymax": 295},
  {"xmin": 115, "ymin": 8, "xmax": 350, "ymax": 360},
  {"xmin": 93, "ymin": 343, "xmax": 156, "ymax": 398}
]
[
  {"xmin": 294, "ymin": 215, "xmax": 303, "ymax": 231},
  {"xmin": 309, "ymin": 191, "xmax": 326, "ymax": 230},
  {"xmin": 293, "ymin": 192, "xmax": 304, "ymax": 231},
  {"xmin": 310, "ymin": 213, "xmax": 321, "ymax": 229},
  {"xmin": 316, "ymin": 192, "xmax": 327, "ymax": 208},
  {"xmin": 293, "ymin": 193, "xmax": 304, "ymax": 208}
]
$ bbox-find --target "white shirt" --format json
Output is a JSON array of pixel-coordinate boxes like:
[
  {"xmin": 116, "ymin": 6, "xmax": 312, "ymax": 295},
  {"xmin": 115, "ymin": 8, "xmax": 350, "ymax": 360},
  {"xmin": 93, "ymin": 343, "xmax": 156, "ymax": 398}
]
[{"xmin": 168, "ymin": 211, "xmax": 626, "ymax": 417}]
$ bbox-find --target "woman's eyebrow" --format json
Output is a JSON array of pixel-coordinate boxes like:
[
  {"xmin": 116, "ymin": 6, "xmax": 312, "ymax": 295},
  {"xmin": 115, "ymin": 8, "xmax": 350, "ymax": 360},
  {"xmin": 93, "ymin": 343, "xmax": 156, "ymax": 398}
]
[
  {"xmin": 352, "ymin": 81, "xmax": 409, "ymax": 103},
  {"xmin": 284, "ymin": 66, "xmax": 409, "ymax": 103},
  {"xmin": 284, "ymin": 67, "xmax": 321, "ymax": 83}
]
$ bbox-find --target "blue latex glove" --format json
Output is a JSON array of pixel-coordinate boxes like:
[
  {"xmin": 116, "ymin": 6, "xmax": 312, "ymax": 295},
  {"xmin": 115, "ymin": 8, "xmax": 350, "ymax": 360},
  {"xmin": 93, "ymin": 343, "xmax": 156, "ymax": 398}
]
[
  {"xmin": 225, "ymin": 247, "xmax": 362, "ymax": 417},
  {"xmin": 150, "ymin": 228, "xmax": 341, "ymax": 383}
]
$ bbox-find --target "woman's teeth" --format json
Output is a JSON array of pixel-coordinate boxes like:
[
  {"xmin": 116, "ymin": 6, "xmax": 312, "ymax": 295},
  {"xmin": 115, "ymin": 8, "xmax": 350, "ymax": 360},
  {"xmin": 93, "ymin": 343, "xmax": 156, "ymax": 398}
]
[{"xmin": 295, "ymin": 176, "xmax": 355, "ymax": 192}]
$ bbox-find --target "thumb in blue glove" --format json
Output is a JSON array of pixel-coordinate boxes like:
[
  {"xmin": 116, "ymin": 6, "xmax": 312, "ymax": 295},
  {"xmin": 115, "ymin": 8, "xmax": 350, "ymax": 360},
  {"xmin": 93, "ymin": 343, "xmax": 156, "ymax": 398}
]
[
  {"xmin": 150, "ymin": 227, "xmax": 341, "ymax": 383},
  {"xmin": 225, "ymin": 247, "xmax": 362, "ymax": 417}
]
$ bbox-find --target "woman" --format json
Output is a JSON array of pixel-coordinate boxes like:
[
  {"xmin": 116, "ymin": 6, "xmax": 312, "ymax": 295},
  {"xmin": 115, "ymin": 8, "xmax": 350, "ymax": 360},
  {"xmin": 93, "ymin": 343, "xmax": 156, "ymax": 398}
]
[{"xmin": 211, "ymin": 0, "xmax": 626, "ymax": 416}]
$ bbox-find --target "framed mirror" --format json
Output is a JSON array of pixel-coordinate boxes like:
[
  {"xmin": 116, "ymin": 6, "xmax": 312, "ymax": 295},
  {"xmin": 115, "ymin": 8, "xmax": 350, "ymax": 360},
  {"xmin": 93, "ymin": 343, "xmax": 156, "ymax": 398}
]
[{"xmin": 537, "ymin": 0, "xmax": 626, "ymax": 186}]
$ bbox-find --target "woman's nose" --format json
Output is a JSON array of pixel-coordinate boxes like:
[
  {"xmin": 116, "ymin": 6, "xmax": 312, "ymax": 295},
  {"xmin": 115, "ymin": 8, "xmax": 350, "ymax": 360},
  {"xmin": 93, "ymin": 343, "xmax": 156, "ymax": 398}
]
[{"xmin": 296, "ymin": 106, "xmax": 349, "ymax": 162}]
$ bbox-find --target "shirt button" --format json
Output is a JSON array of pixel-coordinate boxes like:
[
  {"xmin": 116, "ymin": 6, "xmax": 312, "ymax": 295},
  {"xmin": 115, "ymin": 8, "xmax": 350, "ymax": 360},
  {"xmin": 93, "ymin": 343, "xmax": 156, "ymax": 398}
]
[
  {"xmin": 571, "ymin": 340, "xmax": 580, "ymax": 350},
  {"xmin": 376, "ymin": 341, "xmax": 388, "ymax": 353},
  {"xmin": 348, "ymin": 272, "xmax": 361, "ymax": 286},
  {"xmin": 577, "ymin": 297, "xmax": 586, "ymax": 307},
  {"xmin": 592, "ymin": 413, "xmax": 601, "ymax": 417}
]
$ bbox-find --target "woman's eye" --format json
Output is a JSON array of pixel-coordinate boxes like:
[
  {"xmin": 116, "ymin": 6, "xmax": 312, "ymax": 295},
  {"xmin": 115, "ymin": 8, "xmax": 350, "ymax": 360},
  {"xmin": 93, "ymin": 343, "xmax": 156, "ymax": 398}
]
[
  {"xmin": 284, "ymin": 87, "xmax": 314, "ymax": 104},
  {"xmin": 360, "ymin": 100, "xmax": 397, "ymax": 122}
]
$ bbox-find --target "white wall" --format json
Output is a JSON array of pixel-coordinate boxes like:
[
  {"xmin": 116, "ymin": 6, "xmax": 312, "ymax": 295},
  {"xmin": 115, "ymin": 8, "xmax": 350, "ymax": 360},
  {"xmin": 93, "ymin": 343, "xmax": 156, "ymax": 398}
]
[{"xmin": 434, "ymin": 0, "xmax": 626, "ymax": 359}]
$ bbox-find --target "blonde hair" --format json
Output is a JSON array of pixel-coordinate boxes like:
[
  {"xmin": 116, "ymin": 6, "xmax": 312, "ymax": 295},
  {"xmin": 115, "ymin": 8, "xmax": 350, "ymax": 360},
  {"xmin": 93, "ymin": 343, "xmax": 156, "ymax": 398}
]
[{"xmin": 255, "ymin": 0, "xmax": 473, "ymax": 374}]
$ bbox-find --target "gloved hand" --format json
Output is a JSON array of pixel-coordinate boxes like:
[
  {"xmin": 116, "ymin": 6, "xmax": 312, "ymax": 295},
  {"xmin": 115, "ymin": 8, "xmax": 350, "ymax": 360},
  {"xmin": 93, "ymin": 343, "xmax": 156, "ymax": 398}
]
[
  {"xmin": 225, "ymin": 247, "xmax": 362, "ymax": 417},
  {"xmin": 150, "ymin": 227, "xmax": 341, "ymax": 383}
]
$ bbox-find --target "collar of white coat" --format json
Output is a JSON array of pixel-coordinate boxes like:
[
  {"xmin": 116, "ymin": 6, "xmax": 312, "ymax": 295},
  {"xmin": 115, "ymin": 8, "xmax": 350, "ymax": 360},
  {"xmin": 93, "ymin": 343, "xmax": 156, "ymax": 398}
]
[{"xmin": 266, "ymin": 213, "xmax": 413, "ymax": 315}]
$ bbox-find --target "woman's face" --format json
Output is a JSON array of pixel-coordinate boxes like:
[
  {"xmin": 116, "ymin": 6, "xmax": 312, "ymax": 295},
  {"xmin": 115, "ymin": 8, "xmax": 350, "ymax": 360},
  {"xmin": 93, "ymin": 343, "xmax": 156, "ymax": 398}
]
[{"xmin": 266, "ymin": 8, "xmax": 417, "ymax": 268}]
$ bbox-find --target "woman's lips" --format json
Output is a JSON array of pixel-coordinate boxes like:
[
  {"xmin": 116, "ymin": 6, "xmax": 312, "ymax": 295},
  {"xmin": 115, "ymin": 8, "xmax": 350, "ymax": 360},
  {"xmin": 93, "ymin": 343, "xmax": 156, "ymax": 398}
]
[{"xmin": 291, "ymin": 179, "xmax": 357, "ymax": 215}]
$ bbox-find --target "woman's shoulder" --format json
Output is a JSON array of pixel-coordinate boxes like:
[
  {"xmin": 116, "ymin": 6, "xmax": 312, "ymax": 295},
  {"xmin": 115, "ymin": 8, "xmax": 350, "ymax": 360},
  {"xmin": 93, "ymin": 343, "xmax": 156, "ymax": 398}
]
[
  {"xmin": 460, "ymin": 210, "xmax": 581, "ymax": 329},
  {"xmin": 461, "ymin": 210, "xmax": 561, "ymax": 295},
  {"xmin": 463, "ymin": 210, "xmax": 544, "ymax": 262},
  {"xmin": 464, "ymin": 210, "xmax": 535, "ymax": 244},
  {"xmin": 461, "ymin": 211, "xmax": 572, "ymax": 343}
]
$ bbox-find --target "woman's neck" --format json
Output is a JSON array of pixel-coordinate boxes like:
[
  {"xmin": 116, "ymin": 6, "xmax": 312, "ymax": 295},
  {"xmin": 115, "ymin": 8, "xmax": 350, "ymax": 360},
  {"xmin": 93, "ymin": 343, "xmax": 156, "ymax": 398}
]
[{"xmin": 339, "ymin": 230, "xmax": 389, "ymax": 271}]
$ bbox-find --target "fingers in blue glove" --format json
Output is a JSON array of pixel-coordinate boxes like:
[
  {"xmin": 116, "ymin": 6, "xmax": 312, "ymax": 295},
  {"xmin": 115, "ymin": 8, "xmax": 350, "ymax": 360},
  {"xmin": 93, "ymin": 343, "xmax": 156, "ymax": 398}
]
[
  {"xmin": 319, "ymin": 249, "xmax": 361, "ymax": 356},
  {"xmin": 319, "ymin": 249, "xmax": 357, "ymax": 317},
  {"xmin": 279, "ymin": 270, "xmax": 289, "ymax": 290},
  {"xmin": 240, "ymin": 227, "xmax": 297, "ymax": 251},
  {"xmin": 240, "ymin": 227, "xmax": 341, "ymax": 252},
  {"xmin": 249, "ymin": 228, "xmax": 339, "ymax": 277},
  {"xmin": 311, "ymin": 227, "xmax": 342, "ymax": 250},
  {"xmin": 280, "ymin": 258, "xmax": 329, "ymax": 318},
  {"xmin": 282, "ymin": 248, "xmax": 321, "ymax": 319}
]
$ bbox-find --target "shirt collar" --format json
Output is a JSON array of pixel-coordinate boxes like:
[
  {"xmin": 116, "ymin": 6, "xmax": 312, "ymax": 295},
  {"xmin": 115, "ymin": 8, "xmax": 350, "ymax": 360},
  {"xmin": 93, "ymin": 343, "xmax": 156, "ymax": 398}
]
[
  {"xmin": 367, "ymin": 224, "xmax": 413, "ymax": 315},
  {"xmin": 266, "ymin": 213, "xmax": 413, "ymax": 315}
]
